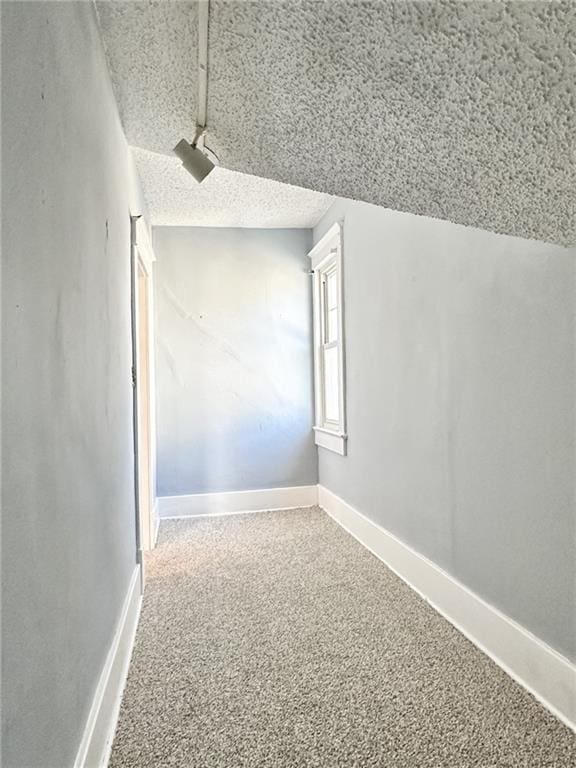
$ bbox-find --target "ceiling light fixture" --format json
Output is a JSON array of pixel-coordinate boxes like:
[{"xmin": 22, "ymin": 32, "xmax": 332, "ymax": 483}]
[
  {"xmin": 173, "ymin": 0, "xmax": 216, "ymax": 183},
  {"xmin": 174, "ymin": 127, "xmax": 215, "ymax": 183}
]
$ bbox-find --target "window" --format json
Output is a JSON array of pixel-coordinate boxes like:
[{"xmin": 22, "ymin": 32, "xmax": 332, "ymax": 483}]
[{"xmin": 309, "ymin": 222, "xmax": 347, "ymax": 455}]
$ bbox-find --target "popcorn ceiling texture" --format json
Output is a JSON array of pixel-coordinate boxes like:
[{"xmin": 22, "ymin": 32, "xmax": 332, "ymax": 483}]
[
  {"xmin": 95, "ymin": 0, "xmax": 198, "ymax": 154},
  {"xmin": 132, "ymin": 147, "xmax": 334, "ymax": 227},
  {"xmin": 97, "ymin": 1, "xmax": 575, "ymax": 245}
]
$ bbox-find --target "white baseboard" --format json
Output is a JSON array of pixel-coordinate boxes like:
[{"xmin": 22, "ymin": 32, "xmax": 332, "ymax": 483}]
[
  {"xmin": 318, "ymin": 485, "xmax": 576, "ymax": 732},
  {"xmin": 158, "ymin": 484, "xmax": 319, "ymax": 519},
  {"xmin": 73, "ymin": 566, "xmax": 142, "ymax": 768}
]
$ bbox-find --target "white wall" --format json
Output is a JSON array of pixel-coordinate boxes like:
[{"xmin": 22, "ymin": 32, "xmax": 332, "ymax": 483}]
[
  {"xmin": 2, "ymin": 3, "xmax": 147, "ymax": 766},
  {"xmin": 153, "ymin": 227, "xmax": 318, "ymax": 497},
  {"xmin": 314, "ymin": 199, "xmax": 576, "ymax": 662}
]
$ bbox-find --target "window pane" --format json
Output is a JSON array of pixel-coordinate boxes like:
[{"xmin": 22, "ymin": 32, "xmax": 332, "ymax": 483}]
[
  {"xmin": 327, "ymin": 307, "xmax": 338, "ymax": 342},
  {"xmin": 323, "ymin": 346, "xmax": 340, "ymax": 422},
  {"xmin": 326, "ymin": 270, "xmax": 338, "ymax": 310}
]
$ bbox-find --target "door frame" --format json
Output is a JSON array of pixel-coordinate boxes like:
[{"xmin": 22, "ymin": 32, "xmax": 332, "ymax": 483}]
[{"xmin": 130, "ymin": 215, "xmax": 157, "ymax": 577}]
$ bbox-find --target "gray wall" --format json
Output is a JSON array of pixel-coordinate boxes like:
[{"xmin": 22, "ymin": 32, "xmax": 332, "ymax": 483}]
[
  {"xmin": 2, "ymin": 3, "xmax": 146, "ymax": 766},
  {"xmin": 153, "ymin": 227, "xmax": 317, "ymax": 496},
  {"xmin": 315, "ymin": 199, "xmax": 576, "ymax": 661}
]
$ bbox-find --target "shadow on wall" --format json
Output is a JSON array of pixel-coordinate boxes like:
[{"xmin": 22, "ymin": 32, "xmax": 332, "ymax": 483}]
[
  {"xmin": 153, "ymin": 226, "xmax": 318, "ymax": 497},
  {"xmin": 157, "ymin": 409, "xmax": 316, "ymax": 496}
]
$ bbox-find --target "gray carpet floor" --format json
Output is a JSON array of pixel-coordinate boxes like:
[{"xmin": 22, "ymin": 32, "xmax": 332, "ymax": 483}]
[{"xmin": 110, "ymin": 507, "xmax": 576, "ymax": 767}]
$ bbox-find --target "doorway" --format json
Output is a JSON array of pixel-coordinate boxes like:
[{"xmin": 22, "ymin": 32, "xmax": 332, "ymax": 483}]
[{"xmin": 130, "ymin": 215, "xmax": 157, "ymax": 576}]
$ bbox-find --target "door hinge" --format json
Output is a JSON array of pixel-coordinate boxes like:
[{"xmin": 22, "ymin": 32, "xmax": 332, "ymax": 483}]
[{"xmin": 131, "ymin": 366, "xmax": 137, "ymax": 388}]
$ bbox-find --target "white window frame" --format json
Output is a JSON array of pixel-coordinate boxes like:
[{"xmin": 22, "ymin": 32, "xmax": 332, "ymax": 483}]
[{"xmin": 309, "ymin": 222, "xmax": 347, "ymax": 456}]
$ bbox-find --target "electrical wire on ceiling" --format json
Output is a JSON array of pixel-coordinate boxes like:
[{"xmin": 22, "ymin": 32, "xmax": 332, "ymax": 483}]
[{"xmin": 173, "ymin": 0, "xmax": 218, "ymax": 182}]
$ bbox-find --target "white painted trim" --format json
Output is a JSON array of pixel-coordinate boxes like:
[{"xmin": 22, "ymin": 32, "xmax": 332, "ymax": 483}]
[
  {"xmin": 310, "ymin": 222, "xmax": 347, "ymax": 439},
  {"xmin": 133, "ymin": 216, "xmax": 155, "ymax": 272},
  {"xmin": 73, "ymin": 567, "xmax": 142, "ymax": 768},
  {"xmin": 308, "ymin": 221, "xmax": 342, "ymax": 262},
  {"xmin": 318, "ymin": 485, "xmax": 576, "ymax": 732},
  {"xmin": 132, "ymin": 215, "xmax": 157, "ymax": 553},
  {"xmin": 313, "ymin": 427, "xmax": 347, "ymax": 455},
  {"xmin": 158, "ymin": 485, "xmax": 318, "ymax": 519},
  {"xmin": 152, "ymin": 500, "xmax": 160, "ymax": 547}
]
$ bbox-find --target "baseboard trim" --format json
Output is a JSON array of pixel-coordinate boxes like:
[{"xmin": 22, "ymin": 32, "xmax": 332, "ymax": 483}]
[
  {"xmin": 158, "ymin": 485, "xmax": 319, "ymax": 519},
  {"xmin": 73, "ymin": 566, "xmax": 142, "ymax": 768},
  {"xmin": 318, "ymin": 485, "xmax": 576, "ymax": 732}
]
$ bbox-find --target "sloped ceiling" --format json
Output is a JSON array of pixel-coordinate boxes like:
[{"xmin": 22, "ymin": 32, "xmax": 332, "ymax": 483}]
[
  {"xmin": 96, "ymin": 1, "xmax": 575, "ymax": 245},
  {"xmin": 132, "ymin": 147, "xmax": 334, "ymax": 227},
  {"xmin": 96, "ymin": 0, "xmax": 199, "ymax": 157}
]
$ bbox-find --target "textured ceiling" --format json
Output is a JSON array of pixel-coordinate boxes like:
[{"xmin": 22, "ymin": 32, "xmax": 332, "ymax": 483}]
[
  {"xmin": 96, "ymin": 1, "xmax": 575, "ymax": 245},
  {"xmin": 95, "ymin": 0, "xmax": 199, "ymax": 153},
  {"xmin": 132, "ymin": 147, "xmax": 334, "ymax": 227}
]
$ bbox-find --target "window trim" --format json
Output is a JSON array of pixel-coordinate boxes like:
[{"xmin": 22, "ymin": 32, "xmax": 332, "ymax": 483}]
[{"xmin": 309, "ymin": 222, "xmax": 347, "ymax": 456}]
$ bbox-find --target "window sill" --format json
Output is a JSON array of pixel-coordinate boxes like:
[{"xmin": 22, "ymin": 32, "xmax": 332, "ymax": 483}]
[{"xmin": 313, "ymin": 427, "xmax": 347, "ymax": 456}]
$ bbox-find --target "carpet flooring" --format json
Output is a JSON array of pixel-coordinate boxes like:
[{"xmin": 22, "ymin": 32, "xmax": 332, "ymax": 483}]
[{"xmin": 110, "ymin": 507, "xmax": 576, "ymax": 767}]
